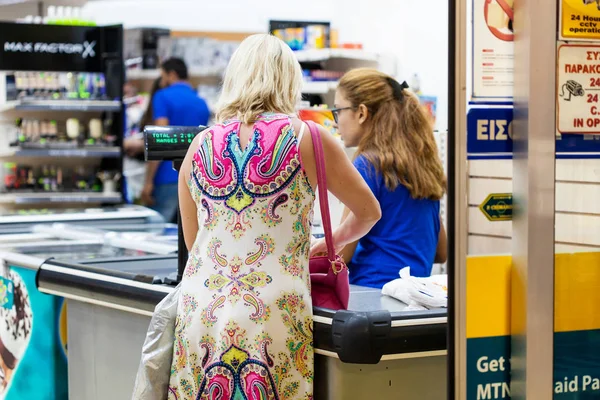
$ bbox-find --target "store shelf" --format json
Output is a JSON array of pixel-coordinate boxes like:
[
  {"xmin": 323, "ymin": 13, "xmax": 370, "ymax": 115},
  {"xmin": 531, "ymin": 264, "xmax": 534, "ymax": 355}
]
[
  {"xmin": 0, "ymin": 146, "xmax": 121, "ymax": 158},
  {"xmin": 126, "ymin": 69, "xmax": 161, "ymax": 80},
  {"xmin": 294, "ymin": 49, "xmax": 380, "ymax": 63},
  {"xmin": 0, "ymin": 192, "xmax": 122, "ymax": 205},
  {"xmin": 2, "ymin": 100, "xmax": 122, "ymax": 112},
  {"xmin": 127, "ymin": 67, "xmax": 224, "ymax": 80},
  {"xmin": 302, "ymin": 81, "xmax": 338, "ymax": 94},
  {"xmin": 0, "ymin": 101, "xmax": 20, "ymax": 113}
]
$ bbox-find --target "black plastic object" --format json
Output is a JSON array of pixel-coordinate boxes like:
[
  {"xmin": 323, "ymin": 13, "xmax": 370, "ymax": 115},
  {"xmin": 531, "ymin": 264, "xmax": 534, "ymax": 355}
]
[
  {"xmin": 313, "ymin": 306, "xmax": 447, "ymax": 363},
  {"xmin": 37, "ymin": 258, "xmax": 158, "ymax": 284},
  {"xmin": 143, "ymin": 125, "xmax": 206, "ymax": 283},
  {"xmin": 330, "ymin": 310, "xmax": 392, "ymax": 364},
  {"xmin": 36, "ymin": 259, "xmax": 167, "ymax": 311},
  {"xmin": 171, "ymin": 182, "xmax": 186, "ymax": 285},
  {"xmin": 144, "ymin": 125, "xmax": 205, "ymax": 161}
]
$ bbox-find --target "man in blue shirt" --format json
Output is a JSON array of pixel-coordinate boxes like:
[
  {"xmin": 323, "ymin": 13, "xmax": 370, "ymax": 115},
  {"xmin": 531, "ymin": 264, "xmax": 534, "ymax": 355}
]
[{"xmin": 141, "ymin": 58, "xmax": 210, "ymax": 222}]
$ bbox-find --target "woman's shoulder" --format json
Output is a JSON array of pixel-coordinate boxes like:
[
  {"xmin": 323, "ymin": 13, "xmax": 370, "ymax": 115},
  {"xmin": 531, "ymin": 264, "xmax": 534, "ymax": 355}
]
[
  {"xmin": 352, "ymin": 153, "xmax": 384, "ymax": 193},
  {"xmin": 257, "ymin": 112, "xmax": 292, "ymax": 120},
  {"xmin": 353, "ymin": 152, "xmax": 378, "ymax": 172},
  {"xmin": 206, "ymin": 120, "xmax": 239, "ymax": 133}
]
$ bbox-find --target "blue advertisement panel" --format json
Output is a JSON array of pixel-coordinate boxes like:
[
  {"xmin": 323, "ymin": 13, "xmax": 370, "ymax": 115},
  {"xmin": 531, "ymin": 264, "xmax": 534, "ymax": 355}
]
[
  {"xmin": 0, "ymin": 266, "xmax": 67, "ymax": 400},
  {"xmin": 468, "ymin": 331, "xmax": 600, "ymax": 400},
  {"xmin": 467, "ymin": 108, "xmax": 513, "ymax": 159},
  {"xmin": 467, "ymin": 107, "xmax": 600, "ymax": 160},
  {"xmin": 554, "ymin": 330, "xmax": 600, "ymax": 399},
  {"xmin": 467, "ymin": 336, "xmax": 511, "ymax": 400}
]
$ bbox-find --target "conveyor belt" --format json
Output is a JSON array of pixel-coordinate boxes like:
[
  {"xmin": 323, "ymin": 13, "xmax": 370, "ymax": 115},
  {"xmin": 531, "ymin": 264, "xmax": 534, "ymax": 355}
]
[{"xmin": 79, "ymin": 256, "xmax": 177, "ymax": 278}]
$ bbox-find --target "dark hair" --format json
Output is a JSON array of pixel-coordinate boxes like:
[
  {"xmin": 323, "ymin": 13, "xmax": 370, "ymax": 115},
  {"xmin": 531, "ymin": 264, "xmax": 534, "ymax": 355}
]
[
  {"xmin": 161, "ymin": 57, "xmax": 188, "ymax": 80},
  {"xmin": 131, "ymin": 78, "xmax": 163, "ymax": 162}
]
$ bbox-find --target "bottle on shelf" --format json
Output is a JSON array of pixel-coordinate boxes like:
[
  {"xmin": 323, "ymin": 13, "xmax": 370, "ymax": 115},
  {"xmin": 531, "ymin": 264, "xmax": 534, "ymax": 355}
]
[
  {"xmin": 3, "ymin": 163, "xmax": 17, "ymax": 191},
  {"xmin": 45, "ymin": 6, "xmax": 57, "ymax": 24},
  {"xmin": 9, "ymin": 71, "xmax": 109, "ymax": 102},
  {"xmin": 1, "ymin": 162, "xmax": 119, "ymax": 194},
  {"xmin": 11, "ymin": 116, "xmax": 116, "ymax": 149},
  {"xmin": 410, "ymin": 73, "xmax": 422, "ymax": 95}
]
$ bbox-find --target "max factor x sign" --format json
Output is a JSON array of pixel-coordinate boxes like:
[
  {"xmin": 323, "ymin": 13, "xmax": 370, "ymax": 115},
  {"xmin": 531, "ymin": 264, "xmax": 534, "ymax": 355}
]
[
  {"xmin": 0, "ymin": 22, "xmax": 108, "ymax": 72},
  {"xmin": 3, "ymin": 40, "xmax": 97, "ymax": 59}
]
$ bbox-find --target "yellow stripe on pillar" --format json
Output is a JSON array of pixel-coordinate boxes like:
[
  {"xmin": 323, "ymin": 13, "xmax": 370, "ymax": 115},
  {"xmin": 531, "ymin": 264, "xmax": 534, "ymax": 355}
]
[
  {"xmin": 555, "ymin": 252, "xmax": 600, "ymax": 333},
  {"xmin": 466, "ymin": 255, "xmax": 512, "ymax": 338}
]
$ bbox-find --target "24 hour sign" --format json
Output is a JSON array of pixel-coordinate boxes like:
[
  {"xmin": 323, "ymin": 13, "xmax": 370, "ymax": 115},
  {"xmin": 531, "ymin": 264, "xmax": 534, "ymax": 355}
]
[
  {"xmin": 557, "ymin": 44, "xmax": 600, "ymax": 134},
  {"xmin": 561, "ymin": 0, "xmax": 600, "ymax": 40}
]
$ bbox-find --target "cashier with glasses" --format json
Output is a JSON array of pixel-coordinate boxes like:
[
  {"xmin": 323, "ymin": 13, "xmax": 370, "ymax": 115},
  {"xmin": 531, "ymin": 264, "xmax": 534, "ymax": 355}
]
[{"xmin": 332, "ymin": 68, "xmax": 448, "ymax": 289}]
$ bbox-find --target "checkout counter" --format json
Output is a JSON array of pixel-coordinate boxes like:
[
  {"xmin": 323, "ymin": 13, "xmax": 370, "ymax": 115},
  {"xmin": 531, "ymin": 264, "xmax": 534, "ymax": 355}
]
[
  {"xmin": 0, "ymin": 219, "xmax": 447, "ymax": 400},
  {"xmin": 0, "ymin": 205, "xmax": 164, "ymax": 234},
  {"xmin": 31, "ymin": 252, "xmax": 447, "ymax": 399},
  {"xmin": 0, "ymin": 126, "xmax": 447, "ymax": 399},
  {"xmin": 0, "ymin": 215, "xmax": 175, "ymax": 400}
]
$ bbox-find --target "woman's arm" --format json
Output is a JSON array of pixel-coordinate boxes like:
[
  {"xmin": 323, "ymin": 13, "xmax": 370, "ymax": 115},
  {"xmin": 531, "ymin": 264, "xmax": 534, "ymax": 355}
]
[
  {"xmin": 338, "ymin": 206, "xmax": 359, "ymax": 262},
  {"xmin": 339, "ymin": 202, "xmax": 447, "ymax": 266},
  {"xmin": 434, "ymin": 214, "xmax": 447, "ymax": 264},
  {"xmin": 178, "ymin": 133, "xmax": 202, "ymax": 251},
  {"xmin": 302, "ymin": 124, "xmax": 381, "ymax": 255}
]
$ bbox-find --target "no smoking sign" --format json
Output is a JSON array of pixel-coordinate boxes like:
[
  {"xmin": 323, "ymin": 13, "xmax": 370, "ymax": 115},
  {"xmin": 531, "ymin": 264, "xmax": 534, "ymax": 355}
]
[{"xmin": 557, "ymin": 43, "xmax": 600, "ymax": 134}]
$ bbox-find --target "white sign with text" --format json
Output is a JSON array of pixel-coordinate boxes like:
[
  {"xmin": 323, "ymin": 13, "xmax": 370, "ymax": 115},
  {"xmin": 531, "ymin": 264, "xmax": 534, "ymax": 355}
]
[
  {"xmin": 557, "ymin": 43, "xmax": 600, "ymax": 135},
  {"xmin": 471, "ymin": 0, "xmax": 514, "ymax": 102}
]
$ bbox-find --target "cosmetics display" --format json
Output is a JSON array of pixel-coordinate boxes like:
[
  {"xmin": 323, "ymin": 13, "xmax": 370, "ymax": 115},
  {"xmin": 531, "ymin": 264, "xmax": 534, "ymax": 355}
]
[
  {"xmin": 2, "ymin": 162, "xmax": 119, "ymax": 194},
  {"xmin": 269, "ymin": 20, "xmax": 365, "ymax": 52},
  {"xmin": 272, "ymin": 24, "xmax": 329, "ymax": 50},
  {"xmin": 9, "ymin": 72, "xmax": 108, "ymax": 102},
  {"xmin": 0, "ymin": 23, "xmax": 125, "ymax": 207},
  {"xmin": 10, "ymin": 117, "xmax": 117, "ymax": 149},
  {"xmin": 270, "ymin": 21, "xmax": 331, "ymax": 50}
]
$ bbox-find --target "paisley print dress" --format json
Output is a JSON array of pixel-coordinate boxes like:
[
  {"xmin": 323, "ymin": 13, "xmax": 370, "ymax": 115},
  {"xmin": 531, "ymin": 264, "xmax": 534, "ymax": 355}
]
[{"xmin": 168, "ymin": 113, "xmax": 315, "ymax": 400}]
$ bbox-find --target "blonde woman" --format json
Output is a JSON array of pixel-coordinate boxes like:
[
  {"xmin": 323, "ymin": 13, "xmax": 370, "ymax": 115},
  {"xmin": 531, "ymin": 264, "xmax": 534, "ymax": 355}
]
[
  {"xmin": 169, "ymin": 35, "xmax": 380, "ymax": 399},
  {"xmin": 332, "ymin": 68, "xmax": 447, "ymax": 289}
]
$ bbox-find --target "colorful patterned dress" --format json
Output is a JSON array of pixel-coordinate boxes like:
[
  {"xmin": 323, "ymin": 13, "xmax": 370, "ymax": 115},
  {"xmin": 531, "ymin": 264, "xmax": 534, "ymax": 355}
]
[{"xmin": 168, "ymin": 113, "xmax": 315, "ymax": 400}]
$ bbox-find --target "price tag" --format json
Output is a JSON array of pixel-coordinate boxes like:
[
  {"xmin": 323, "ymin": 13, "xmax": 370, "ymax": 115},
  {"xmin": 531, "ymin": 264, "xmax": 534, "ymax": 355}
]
[
  {"xmin": 48, "ymin": 149, "xmax": 88, "ymax": 157},
  {"xmin": 50, "ymin": 196, "xmax": 86, "ymax": 203},
  {"xmin": 48, "ymin": 104, "xmax": 88, "ymax": 111}
]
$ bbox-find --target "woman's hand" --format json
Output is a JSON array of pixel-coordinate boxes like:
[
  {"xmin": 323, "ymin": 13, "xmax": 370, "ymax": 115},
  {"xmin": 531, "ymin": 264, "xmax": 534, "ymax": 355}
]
[
  {"xmin": 123, "ymin": 137, "xmax": 144, "ymax": 157},
  {"xmin": 309, "ymin": 238, "xmax": 327, "ymax": 257},
  {"xmin": 309, "ymin": 237, "xmax": 344, "ymax": 257}
]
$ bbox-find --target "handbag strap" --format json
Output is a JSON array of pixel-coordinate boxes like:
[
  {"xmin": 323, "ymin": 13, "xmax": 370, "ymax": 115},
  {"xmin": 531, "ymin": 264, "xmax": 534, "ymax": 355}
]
[{"xmin": 305, "ymin": 120, "xmax": 336, "ymax": 261}]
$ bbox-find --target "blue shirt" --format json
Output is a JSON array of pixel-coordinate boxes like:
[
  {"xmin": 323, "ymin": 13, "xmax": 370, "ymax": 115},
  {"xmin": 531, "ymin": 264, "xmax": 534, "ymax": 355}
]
[
  {"xmin": 349, "ymin": 155, "xmax": 441, "ymax": 289},
  {"xmin": 152, "ymin": 82, "xmax": 210, "ymax": 185}
]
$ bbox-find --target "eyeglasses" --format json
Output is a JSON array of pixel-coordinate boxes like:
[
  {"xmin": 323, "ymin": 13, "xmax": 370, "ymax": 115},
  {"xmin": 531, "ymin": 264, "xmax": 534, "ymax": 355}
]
[{"xmin": 330, "ymin": 106, "xmax": 355, "ymax": 124}]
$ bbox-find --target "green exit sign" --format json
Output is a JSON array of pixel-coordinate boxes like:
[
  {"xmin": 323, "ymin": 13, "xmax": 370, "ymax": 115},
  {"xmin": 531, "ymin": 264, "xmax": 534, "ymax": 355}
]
[{"xmin": 480, "ymin": 193, "xmax": 513, "ymax": 222}]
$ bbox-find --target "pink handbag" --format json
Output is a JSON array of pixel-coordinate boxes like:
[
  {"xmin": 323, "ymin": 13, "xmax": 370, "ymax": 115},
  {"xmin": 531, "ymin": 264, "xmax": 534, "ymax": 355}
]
[{"xmin": 305, "ymin": 120, "xmax": 350, "ymax": 310}]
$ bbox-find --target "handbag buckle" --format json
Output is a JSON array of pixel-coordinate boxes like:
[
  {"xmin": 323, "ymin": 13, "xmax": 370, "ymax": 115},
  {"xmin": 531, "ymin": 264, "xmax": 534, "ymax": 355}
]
[{"xmin": 331, "ymin": 258, "xmax": 344, "ymax": 275}]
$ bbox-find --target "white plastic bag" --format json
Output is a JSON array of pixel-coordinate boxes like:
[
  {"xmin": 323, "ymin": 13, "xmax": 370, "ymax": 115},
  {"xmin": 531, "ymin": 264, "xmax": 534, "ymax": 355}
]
[
  {"xmin": 132, "ymin": 284, "xmax": 181, "ymax": 400},
  {"xmin": 382, "ymin": 267, "xmax": 447, "ymax": 310}
]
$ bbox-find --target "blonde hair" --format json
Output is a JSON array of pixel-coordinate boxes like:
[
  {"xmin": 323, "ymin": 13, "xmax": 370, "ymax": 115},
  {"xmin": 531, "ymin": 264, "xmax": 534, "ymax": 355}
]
[
  {"xmin": 216, "ymin": 34, "xmax": 303, "ymax": 124},
  {"xmin": 338, "ymin": 68, "xmax": 446, "ymax": 200}
]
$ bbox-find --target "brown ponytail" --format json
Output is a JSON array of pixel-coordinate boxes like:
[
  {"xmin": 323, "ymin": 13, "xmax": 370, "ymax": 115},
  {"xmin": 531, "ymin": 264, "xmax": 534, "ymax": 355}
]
[{"xmin": 337, "ymin": 68, "xmax": 446, "ymax": 200}]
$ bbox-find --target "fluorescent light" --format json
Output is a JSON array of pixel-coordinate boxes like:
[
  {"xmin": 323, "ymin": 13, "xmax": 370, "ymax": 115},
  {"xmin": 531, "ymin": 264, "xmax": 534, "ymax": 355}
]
[{"xmin": 0, "ymin": 0, "xmax": 30, "ymax": 6}]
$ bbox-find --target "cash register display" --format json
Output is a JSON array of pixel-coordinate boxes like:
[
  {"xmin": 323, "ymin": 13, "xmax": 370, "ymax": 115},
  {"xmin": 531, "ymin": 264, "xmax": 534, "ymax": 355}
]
[{"xmin": 144, "ymin": 125, "xmax": 206, "ymax": 161}]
